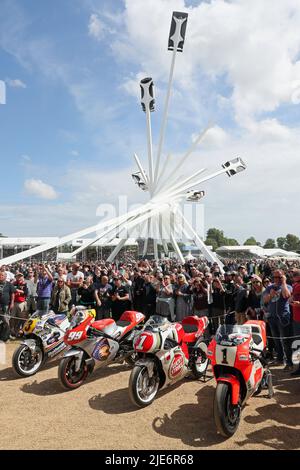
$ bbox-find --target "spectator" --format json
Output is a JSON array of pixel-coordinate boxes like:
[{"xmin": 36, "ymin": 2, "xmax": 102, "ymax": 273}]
[
  {"xmin": 37, "ymin": 264, "xmax": 53, "ymax": 313},
  {"xmin": 0, "ymin": 265, "xmax": 15, "ymax": 283},
  {"xmin": 246, "ymin": 275, "xmax": 264, "ymax": 320},
  {"xmin": 156, "ymin": 274, "xmax": 175, "ymax": 321},
  {"xmin": 77, "ymin": 277, "xmax": 96, "ymax": 308},
  {"xmin": 192, "ymin": 277, "xmax": 209, "ymax": 317},
  {"xmin": 263, "ymin": 270, "xmax": 293, "ymax": 371},
  {"xmin": 25, "ymin": 268, "xmax": 38, "ymax": 314},
  {"xmin": 175, "ymin": 274, "xmax": 191, "ymax": 321},
  {"xmin": 94, "ymin": 275, "xmax": 112, "ymax": 319},
  {"xmin": 289, "ymin": 269, "xmax": 300, "ymax": 376},
  {"xmin": 54, "ymin": 266, "xmax": 67, "ymax": 282},
  {"xmin": 67, "ymin": 263, "xmax": 84, "ymax": 306},
  {"xmin": 10, "ymin": 273, "xmax": 28, "ymax": 338},
  {"xmin": 132, "ymin": 271, "xmax": 145, "ymax": 312},
  {"xmin": 111, "ymin": 276, "xmax": 131, "ymax": 321},
  {"xmin": 234, "ymin": 274, "xmax": 248, "ymax": 325},
  {"xmin": 142, "ymin": 272, "xmax": 157, "ymax": 320},
  {"xmin": 0, "ymin": 271, "xmax": 15, "ymax": 341},
  {"xmin": 50, "ymin": 278, "xmax": 71, "ymax": 315},
  {"xmin": 210, "ymin": 275, "xmax": 225, "ymax": 333}
]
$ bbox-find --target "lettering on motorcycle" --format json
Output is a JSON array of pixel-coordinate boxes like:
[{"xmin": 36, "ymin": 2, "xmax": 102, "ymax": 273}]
[
  {"xmin": 135, "ymin": 335, "xmax": 147, "ymax": 350},
  {"xmin": 168, "ymin": 353, "xmax": 184, "ymax": 379},
  {"xmin": 221, "ymin": 348, "xmax": 229, "ymax": 364},
  {"xmin": 47, "ymin": 341, "xmax": 65, "ymax": 358},
  {"xmin": 135, "ymin": 312, "xmax": 144, "ymax": 322},
  {"xmin": 68, "ymin": 331, "xmax": 83, "ymax": 341}
]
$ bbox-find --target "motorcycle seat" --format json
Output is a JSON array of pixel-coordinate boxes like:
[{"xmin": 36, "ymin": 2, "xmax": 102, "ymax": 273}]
[
  {"xmin": 182, "ymin": 324, "xmax": 199, "ymax": 343},
  {"xmin": 116, "ymin": 320, "xmax": 131, "ymax": 327},
  {"xmin": 182, "ymin": 324, "xmax": 198, "ymax": 334}
]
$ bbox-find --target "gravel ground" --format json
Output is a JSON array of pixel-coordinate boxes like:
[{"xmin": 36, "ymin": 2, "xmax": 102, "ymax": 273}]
[{"xmin": 0, "ymin": 342, "xmax": 299, "ymax": 450}]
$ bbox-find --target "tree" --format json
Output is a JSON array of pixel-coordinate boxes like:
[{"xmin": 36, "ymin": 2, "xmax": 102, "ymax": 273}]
[
  {"xmin": 285, "ymin": 234, "xmax": 300, "ymax": 252},
  {"xmin": 244, "ymin": 237, "xmax": 258, "ymax": 246},
  {"xmin": 205, "ymin": 228, "xmax": 226, "ymax": 248},
  {"xmin": 226, "ymin": 238, "xmax": 239, "ymax": 246},
  {"xmin": 277, "ymin": 237, "xmax": 286, "ymax": 249},
  {"xmin": 205, "ymin": 238, "xmax": 218, "ymax": 252},
  {"xmin": 264, "ymin": 239, "xmax": 276, "ymax": 249}
]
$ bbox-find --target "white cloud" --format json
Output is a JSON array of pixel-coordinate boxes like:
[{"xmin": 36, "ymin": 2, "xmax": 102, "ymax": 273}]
[
  {"xmin": 70, "ymin": 150, "xmax": 80, "ymax": 157},
  {"xmin": 24, "ymin": 179, "xmax": 58, "ymax": 200},
  {"xmin": 6, "ymin": 78, "xmax": 26, "ymax": 88},
  {"xmin": 106, "ymin": 0, "xmax": 300, "ymax": 127},
  {"xmin": 20, "ymin": 154, "xmax": 31, "ymax": 162},
  {"xmin": 196, "ymin": 125, "xmax": 229, "ymax": 149},
  {"xmin": 88, "ymin": 13, "xmax": 105, "ymax": 40}
]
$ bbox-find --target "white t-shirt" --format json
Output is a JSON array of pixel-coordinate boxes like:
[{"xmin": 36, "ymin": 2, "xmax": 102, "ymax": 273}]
[
  {"xmin": 5, "ymin": 271, "xmax": 15, "ymax": 282},
  {"xmin": 67, "ymin": 271, "xmax": 84, "ymax": 284}
]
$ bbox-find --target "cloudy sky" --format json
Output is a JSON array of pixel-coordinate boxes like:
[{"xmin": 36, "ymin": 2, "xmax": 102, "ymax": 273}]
[{"xmin": 0, "ymin": 0, "xmax": 300, "ymax": 244}]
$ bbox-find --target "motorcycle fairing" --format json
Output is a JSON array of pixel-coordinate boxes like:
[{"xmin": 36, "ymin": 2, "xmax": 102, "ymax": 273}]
[{"xmin": 217, "ymin": 375, "xmax": 241, "ymax": 405}]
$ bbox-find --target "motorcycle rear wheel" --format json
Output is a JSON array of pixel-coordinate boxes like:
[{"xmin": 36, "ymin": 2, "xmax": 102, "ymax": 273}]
[
  {"xmin": 12, "ymin": 344, "xmax": 43, "ymax": 377},
  {"xmin": 58, "ymin": 356, "xmax": 89, "ymax": 390},
  {"xmin": 214, "ymin": 382, "xmax": 241, "ymax": 437},
  {"xmin": 129, "ymin": 365, "xmax": 160, "ymax": 407},
  {"xmin": 192, "ymin": 349, "xmax": 209, "ymax": 379}
]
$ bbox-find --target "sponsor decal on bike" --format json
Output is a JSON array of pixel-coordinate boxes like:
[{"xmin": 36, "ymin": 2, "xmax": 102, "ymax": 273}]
[
  {"xmin": 135, "ymin": 312, "xmax": 144, "ymax": 322},
  {"xmin": 47, "ymin": 341, "xmax": 66, "ymax": 358},
  {"xmin": 168, "ymin": 353, "xmax": 184, "ymax": 379},
  {"xmin": 92, "ymin": 338, "xmax": 110, "ymax": 361}
]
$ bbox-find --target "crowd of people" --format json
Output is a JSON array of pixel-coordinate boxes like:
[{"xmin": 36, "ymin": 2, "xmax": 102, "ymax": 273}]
[{"xmin": 0, "ymin": 256, "xmax": 300, "ymax": 376}]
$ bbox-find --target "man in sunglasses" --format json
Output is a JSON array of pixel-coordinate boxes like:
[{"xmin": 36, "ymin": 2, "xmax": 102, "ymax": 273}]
[{"xmin": 263, "ymin": 270, "xmax": 293, "ymax": 370}]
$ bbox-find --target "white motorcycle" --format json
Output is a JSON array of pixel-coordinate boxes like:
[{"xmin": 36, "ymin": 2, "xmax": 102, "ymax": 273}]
[{"xmin": 12, "ymin": 310, "xmax": 70, "ymax": 377}]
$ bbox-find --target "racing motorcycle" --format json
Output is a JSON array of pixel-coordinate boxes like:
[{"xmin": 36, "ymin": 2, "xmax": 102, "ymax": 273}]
[
  {"xmin": 12, "ymin": 309, "xmax": 75, "ymax": 377},
  {"xmin": 129, "ymin": 315, "xmax": 210, "ymax": 407},
  {"xmin": 58, "ymin": 309, "xmax": 145, "ymax": 389},
  {"xmin": 207, "ymin": 320, "xmax": 274, "ymax": 437}
]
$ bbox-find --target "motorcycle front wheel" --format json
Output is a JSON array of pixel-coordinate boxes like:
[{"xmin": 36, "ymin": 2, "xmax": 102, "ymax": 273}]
[
  {"xmin": 129, "ymin": 365, "xmax": 160, "ymax": 407},
  {"xmin": 213, "ymin": 382, "xmax": 241, "ymax": 437},
  {"xmin": 58, "ymin": 356, "xmax": 89, "ymax": 390},
  {"xmin": 12, "ymin": 343, "xmax": 44, "ymax": 377}
]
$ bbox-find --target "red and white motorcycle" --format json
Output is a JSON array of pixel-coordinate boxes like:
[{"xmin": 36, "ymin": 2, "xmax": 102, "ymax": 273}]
[
  {"xmin": 58, "ymin": 308, "xmax": 145, "ymax": 389},
  {"xmin": 207, "ymin": 320, "xmax": 274, "ymax": 437},
  {"xmin": 129, "ymin": 315, "xmax": 210, "ymax": 407}
]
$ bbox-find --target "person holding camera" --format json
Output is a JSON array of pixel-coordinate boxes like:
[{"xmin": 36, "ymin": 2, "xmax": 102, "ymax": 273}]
[
  {"xmin": 175, "ymin": 274, "xmax": 191, "ymax": 321},
  {"xmin": 156, "ymin": 274, "xmax": 175, "ymax": 321},
  {"xmin": 263, "ymin": 270, "xmax": 293, "ymax": 370},
  {"xmin": 36, "ymin": 264, "xmax": 53, "ymax": 313},
  {"xmin": 191, "ymin": 277, "xmax": 209, "ymax": 317}
]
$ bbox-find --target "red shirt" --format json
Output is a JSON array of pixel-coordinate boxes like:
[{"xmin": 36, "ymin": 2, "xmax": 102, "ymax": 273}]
[
  {"xmin": 292, "ymin": 282, "xmax": 300, "ymax": 323},
  {"xmin": 14, "ymin": 282, "xmax": 27, "ymax": 303}
]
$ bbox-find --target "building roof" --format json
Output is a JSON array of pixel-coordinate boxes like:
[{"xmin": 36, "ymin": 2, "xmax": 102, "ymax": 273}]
[{"xmin": 216, "ymin": 245, "xmax": 300, "ymax": 258}]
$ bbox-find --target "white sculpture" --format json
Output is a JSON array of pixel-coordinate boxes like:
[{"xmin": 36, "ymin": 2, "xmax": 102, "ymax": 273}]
[{"xmin": 0, "ymin": 11, "xmax": 246, "ymax": 269}]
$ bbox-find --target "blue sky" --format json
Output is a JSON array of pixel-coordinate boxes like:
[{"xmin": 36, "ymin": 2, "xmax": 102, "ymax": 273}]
[{"xmin": 0, "ymin": 0, "xmax": 300, "ymax": 243}]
